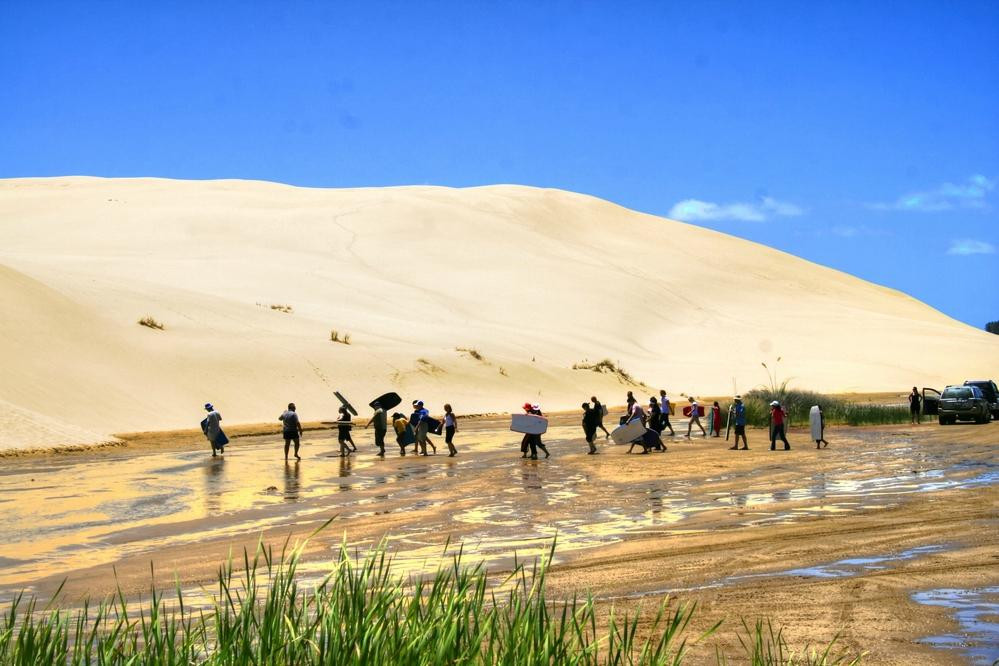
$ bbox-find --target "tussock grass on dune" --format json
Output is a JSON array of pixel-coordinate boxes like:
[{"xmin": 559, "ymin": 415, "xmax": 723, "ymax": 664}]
[{"xmin": 0, "ymin": 530, "xmax": 862, "ymax": 665}]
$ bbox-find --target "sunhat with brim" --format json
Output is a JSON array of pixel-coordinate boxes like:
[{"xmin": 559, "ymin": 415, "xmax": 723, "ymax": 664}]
[
  {"xmin": 532, "ymin": 404, "xmax": 540, "ymax": 410},
  {"xmin": 770, "ymin": 400, "xmax": 780, "ymax": 407},
  {"xmin": 523, "ymin": 402, "xmax": 533, "ymax": 411},
  {"xmin": 734, "ymin": 395, "xmax": 742, "ymax": 401},
  {"xmin": 204, "ymin": 403, "xmax": 213, "ymax": 411}
]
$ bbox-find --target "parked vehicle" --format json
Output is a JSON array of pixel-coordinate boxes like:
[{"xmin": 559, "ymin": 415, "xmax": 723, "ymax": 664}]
[
  {"xmin": 922, "ymin": 387, "xmax": 941, "ymax": 417},
  {"xmin": 938, "ymin": 385, "xmax": 991, "ymax": 425},
  {"xmin": 963, "ymin": 380, "xmax": 998, "ymax": 420}
]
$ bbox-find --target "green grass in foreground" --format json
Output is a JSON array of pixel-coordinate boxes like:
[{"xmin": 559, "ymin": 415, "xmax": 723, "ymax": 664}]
[{"xmin": 0, "ymin": 530, "xmax": 862, "ymax": 665}]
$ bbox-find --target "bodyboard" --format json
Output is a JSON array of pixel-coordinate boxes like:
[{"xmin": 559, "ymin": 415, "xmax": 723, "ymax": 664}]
[
  {"xmin": 611, "ymin": 420, "xmax": 647, "ymax": 445},
  {"xmin": 370, "ymin": 392, "xmax": 401, "ymax": 411},
  {"xmin": 600, "ymin": 404, "xmax": 608, "ymax": 417},
  {"xmin": 809, "ymin": 406, "xmax": 822, "ymax": 440},
  {"xmin": 682, "ymin": 405, "xmax": 706, "ymax": 417},
  {"xmin": 423, "ymin": 417, "xmax": 442, "ymax": 434},
  {"xmin": 335, "ymin": 391, "xmax": 359, "ymax": 416},
  {"xmin": 511, "ymin": 413, "xmax": 548, "ymax": 435}
]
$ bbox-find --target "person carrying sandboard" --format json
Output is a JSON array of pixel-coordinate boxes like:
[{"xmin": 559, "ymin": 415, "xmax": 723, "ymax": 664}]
[
  {"xmin": 201, "ymin": 403, "xmax": 228, "ymax": 457},
  {"xmin": 729, "ymin": 396, "xmax": 748, "ymax": 450},
  {"xmin": 591, "ymin": 396, "xmax": 611, "ymax": 439},
  {"xmin": 685, "ymin": 397, "xmax": 706, "ymax": 437}
]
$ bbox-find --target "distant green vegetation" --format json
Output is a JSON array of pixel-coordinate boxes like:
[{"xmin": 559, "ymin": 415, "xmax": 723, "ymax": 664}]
[
  {"xmin": 0, "ymin": 536, "xmax": 861, "ymax": 665},
  {"xmin": 741, "ymin": 389, "xmax": 909, "ymax": 427}
]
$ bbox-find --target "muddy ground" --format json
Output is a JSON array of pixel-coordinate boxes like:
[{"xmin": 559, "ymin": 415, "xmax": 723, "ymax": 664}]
[{"xmin": 1, "ymin": 415, "xmax": 996, "ymax": 664}]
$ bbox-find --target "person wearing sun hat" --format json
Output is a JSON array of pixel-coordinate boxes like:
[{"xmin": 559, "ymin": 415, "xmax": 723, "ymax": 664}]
[
  {"xmin": 769, "ymin": 400, "xmax": 791, "ymax": 451},
  {"xmin": 729, "ymin": 395, "xmax": 748, "ymax": 450},
  {"xmin": 200, "ymin": 403, "xmax": 227, "ymax": 457}
]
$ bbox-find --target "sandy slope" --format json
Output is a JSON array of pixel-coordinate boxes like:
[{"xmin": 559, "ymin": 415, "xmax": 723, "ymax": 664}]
[{"xmin": 0, "ymin": 177, "xmax": 996, "ymax": 450}]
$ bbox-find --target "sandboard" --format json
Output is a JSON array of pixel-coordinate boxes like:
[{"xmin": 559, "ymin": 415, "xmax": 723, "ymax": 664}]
[
  {"xmin": 334, "ymin": 391, "xmax": 358, "ymax": 416},
  {"xmin": 611, "ymin": 420, "xmax": 647, "ymax": 445},
  {"xmin": 809, "ymin": 405, "xmax": 822, "ymax": 440},
  {"xmin": 511, "ymin": 413, "xmax": 548, "ymax": 435},
  {"xmin": 422, "ymin": 416, "xmax": 442, "ymax": 434},
  {"xmin": 682, "ymin": 405, "xmax": 705, "ymax": 417},
  {"xmin": 370, "ymin": 392, "xmax": 401, "ymax": 411},
  {"xmin": 725, "ymin": 406, "xmax": 733, "ymax": 441}
]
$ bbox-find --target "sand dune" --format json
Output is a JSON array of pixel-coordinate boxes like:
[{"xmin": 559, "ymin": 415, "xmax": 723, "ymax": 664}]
[{"xmin": 0, "ymin": 177, "xmax": 996, "ymax": 451}]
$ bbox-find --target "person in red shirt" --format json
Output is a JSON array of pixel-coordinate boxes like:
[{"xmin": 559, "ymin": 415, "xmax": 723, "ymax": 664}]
[{"xmin": 769, "ymin": 400, "xmax": 791, "ymax": 450}]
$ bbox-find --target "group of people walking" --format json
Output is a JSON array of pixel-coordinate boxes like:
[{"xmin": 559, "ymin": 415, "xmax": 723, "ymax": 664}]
[{"xmin": 200, "ymin": 388, "xmax": 832, "ymax": 460}]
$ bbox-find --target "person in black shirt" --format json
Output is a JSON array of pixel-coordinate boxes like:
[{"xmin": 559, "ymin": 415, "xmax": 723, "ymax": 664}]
[
  {"xmin": 909, "ymin": 387, "xmax": 921, "ymax": 424},
  {"xmin": 582, "ymin": 402, "xmax": 601, "ymax": 454}
]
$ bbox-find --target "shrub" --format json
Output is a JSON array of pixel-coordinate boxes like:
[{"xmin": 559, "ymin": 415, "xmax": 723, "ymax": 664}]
[
  {"xmin": 138, "ymin": 316, "xmax": 164, "ymax": 330},
  {"xmin": 330, "ymin": 330, "xmax": 351, "ymax": 345},
  {"xmin": 269, "ymin": 304, "xmax": 293, "ymax": 314}
]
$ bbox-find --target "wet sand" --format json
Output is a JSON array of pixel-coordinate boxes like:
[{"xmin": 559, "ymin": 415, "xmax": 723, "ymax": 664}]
[{"xmin": 1, "ymin": 416, "xmax": 996, "ymax": 664}]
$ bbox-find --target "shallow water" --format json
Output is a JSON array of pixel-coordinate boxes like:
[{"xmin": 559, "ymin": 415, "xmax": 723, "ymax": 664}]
[
  {"xmin": 912, "ymin": 586, "xmax": 999, "ymax": 665},
  {"xmin": 0, "ymin": 421, "xmax": 996, "ymax": 601}
]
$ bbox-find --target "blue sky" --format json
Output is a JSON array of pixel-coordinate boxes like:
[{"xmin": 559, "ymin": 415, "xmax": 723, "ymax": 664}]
[{"xmin": 2, "ymin": 1, "xmax": 997, "ymax": 327}]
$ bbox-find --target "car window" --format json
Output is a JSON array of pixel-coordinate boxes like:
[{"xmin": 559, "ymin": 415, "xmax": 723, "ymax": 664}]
[{"xmin": 942, "ymin": 387, "xmax": 973, "ymax": 399}]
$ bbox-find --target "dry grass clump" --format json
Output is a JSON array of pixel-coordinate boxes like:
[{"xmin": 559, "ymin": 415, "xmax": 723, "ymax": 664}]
[
  {"xmin": 572, "ymin": 359, "xmax": 644, "ymax": 386},
  {"xmin": 330, "ymin": 329, "xmax": 351, "ymax": 345},
  {"xmin": 456, "ymin": 347, "xmax": 485, "ymax": 361},
  {"xmin": 270, "ymin": 304, "xmax": 293, "ymax": 314},
  {"xmin": 138, "ymin": 316, "xmax": 164, "ymax": 330}
]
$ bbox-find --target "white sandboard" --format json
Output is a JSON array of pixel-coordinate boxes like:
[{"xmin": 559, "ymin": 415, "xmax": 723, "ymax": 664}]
[
  {"xmin": 611, "ymin": 420, "xmax": 646, "ymax": 445},
  {"xmin": 809, "ymin": 405, "xmax": 822, "ymax": 440},
  {"xmin": 511, "ymin": 413, "xmax": 548, "ymax": 435}
]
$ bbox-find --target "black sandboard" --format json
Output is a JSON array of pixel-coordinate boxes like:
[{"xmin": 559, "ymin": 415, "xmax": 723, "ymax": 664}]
[
  {"xmin": 334, "ymin": 391, "xmax": 358, "ymax": 416},
  {"xmin": 369, "ymin": 392, "xmax": 401, "ymax": 410}
]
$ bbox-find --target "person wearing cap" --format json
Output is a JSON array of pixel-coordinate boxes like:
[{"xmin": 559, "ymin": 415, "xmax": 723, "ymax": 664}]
[
  {"xmin": 659, "ymin": 390, "xmax": 676, "ymax": 436},
  {"xmin": 813, "ymin": 404, "xmax": 829, "ymax": 449},
  {"xmin": 279, "ymin": 402, "xmax": 303, "ymax": 460},
  {"xmin": 529, "ymin": 403, "xmax": 550, "ymax": 459},
  {"xmin": 365, "ymin": 401, "xmax": 387, "ymax": 457},
  {"xmin": 769, "ymin": 400, "xmax": 791, "ymax": 450},
  {"xmin": 685, "ymin": 396, "xmax": 706, "ymax": 437},
  {"xmin": 520, "ymin": 402, "xmax": 534, "ymax": 458},
  {"xmin": 201, "ymin": 403, "xmax": 227, "ymax": 457},
  {"xmin": 729, "ymin": 396, "xmax": 748, "ymax": 450}
]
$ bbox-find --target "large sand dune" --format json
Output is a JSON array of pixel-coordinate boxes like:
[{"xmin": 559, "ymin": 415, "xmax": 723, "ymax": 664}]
[{"xmin": 1, "ymin": 177, "xmax": 996, "ymax": 451}]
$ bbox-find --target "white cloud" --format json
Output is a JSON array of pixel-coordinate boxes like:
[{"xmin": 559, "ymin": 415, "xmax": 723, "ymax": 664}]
[
  {"xmin": 869, "ymin": 174, "xmax": 995, "ymax": 212},
  {"xmin": 831, "ymin": 225, "xmax": 888, "ymax": 238},
  {"xmin": 668, "ymin": 196, "xmax": 803, "ymax": 222},
  {"xmin": 947, "ymin": 239, "xmax": 995, "ymax": 256}
]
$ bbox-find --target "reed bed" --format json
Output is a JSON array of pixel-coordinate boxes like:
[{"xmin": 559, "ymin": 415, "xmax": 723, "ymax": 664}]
[
  {"xmin": 0, "ymin": 532, "xmax": 861, "ymax": 665},
  {"xmin": 740, "ymin": 389, "xmax": 909, "ymax": 428}
]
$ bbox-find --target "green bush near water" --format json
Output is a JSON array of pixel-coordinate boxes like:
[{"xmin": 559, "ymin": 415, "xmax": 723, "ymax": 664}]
[
  {"xmin": 0, "ymin": 531, "xmax": 861, "ymax": 665},
  {"xmin": 740, "ymin": 389, "xmax": 909, "ymax": 428}
]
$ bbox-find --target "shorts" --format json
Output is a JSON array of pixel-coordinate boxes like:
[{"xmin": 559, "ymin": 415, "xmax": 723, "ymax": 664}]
[{"xmin": 734, "ymin": 424, "xmax": 746, "ymax": 436}]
